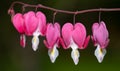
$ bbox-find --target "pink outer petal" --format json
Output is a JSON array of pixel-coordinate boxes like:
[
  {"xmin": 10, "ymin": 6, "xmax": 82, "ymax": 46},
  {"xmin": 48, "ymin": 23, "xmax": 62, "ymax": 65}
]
[
  {"xmin": 52, "ymin": 23, "xmax": 60, "ymax": 48},
  {"xmin": 46, "ymin": 23, "xmax": 55, "ymax": 48},
  {"xmin": 72, "ymin": 23, "xmax": 86, "ymax": 48},
  {"xmin": 102, "ymin": 39, "xmax": 110, "ymax": 49},
  {"xmin": 100, "ymin": 21, "xmax": 109, "ymax": 39},
  {"xmin": 61, "ymin": 23, "xmax": 73, "ymax": 49},
  {"xmin": 36, "ymin": 11, "xmax": 46, "ymax": 36},
  {"xmin": 92, "ymin": 22, "xmax": 99, "ymax": 43},
  {"xmin": 100, "ymin": 21, "xmax": 109, "ymax": 49},
  {"xmin": 92, "ymin": 21, "xmax": 109, "ymax": 48},
  {"xmin": 24, "ymin": 11, "xmax": 38, "ymax": 36},
  {"xmin": 59, "ymin": 37, "xmax": 67, "ymax": 49},
  {"xmin": 43, "ymin": 40, "xmax": 49, "ymax": 48},
  {"xmin": 95, "ymin": 22, "xmax": 109, "ymax": 47},
  {"xmin": 91, "ymin": 36, "xmax": 97, "ymax": 46},
  {"xmin": 44, "ymin": 23, "xmax": 60, "ymax": 49},
  {"xmin": 83, "ymin": 35, "xmax": 90, "ymax": 49},
  {"xmin": 12, "ymin": 13, "xmax": 25, "ymax": 34}
]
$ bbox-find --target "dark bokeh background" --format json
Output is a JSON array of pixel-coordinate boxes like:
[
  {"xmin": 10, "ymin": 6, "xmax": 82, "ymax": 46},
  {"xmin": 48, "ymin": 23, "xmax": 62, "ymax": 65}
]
[{"xmin": 0, "ymin": 0, "xmax": 120, "ymax": 71}]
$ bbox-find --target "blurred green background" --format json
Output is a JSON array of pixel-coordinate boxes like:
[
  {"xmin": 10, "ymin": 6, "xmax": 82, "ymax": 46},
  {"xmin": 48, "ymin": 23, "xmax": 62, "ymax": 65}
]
[{"xmin": 0, "ymin": 0, "xmax": 120, "ymax": 71}]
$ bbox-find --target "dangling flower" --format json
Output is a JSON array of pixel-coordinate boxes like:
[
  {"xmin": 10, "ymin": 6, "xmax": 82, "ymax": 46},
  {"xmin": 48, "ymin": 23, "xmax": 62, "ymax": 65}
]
[
  {"xmin": 12, "ymin": 13, "xmax": 26, "ymax": 48},
  {"xmin": 44, "ymin": 23, "xmax": 60, "ymax": 63},
  {"xmin": 24, "ymin": 11, "xmax": 39, "ymax": 36},
  {"xmin": 60, "ymin": 23, "xmax": 90, "ymax": 65},
  {"xmin": 31, "ymin": 11, "xmax": 46, "ymax": 51},
  {"xmin": 36, "ymin": 11, "xmax": 46, "ymax": 36},
  {"xmin": 23, "ymin": 11, "xmax": 39, "ymax": 51},
  {"xmin": 91, "ymin": 21, "xmax": 109, "ymax": 63},
  {"xmin": 23, "ymin": 11, "xmax": 46, "ymax": 51}
]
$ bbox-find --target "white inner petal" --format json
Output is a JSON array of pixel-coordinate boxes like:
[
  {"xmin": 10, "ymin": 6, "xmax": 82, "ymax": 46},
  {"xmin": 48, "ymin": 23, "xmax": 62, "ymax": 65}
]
[
  {"xmin": 32, "ymin": 27, "xmax": 41, "ymax": 51},
  {"xmin": 71, "ymin": 49, "xmax": 80, "ymax": 65},
  {"xmin": 33, "ymin": 27, "xmax": 40, "ymax": 36},
  {"xmin": 32, "ymin": 34, "xmax": 39, "ymax": 51},
  {"xmin": 70, "ymin": 39, "xmax": 78, "ymax": 50},
  {"xmin": 71, "ymin": 40, "xmax": 80, "ymax": 65},
  {"xmin": 48, "ymin": 44, "xmax": 59, "ymax": 63},
  {"xmin": 94, "ymin": 44, "xmax": 107, "ymax": 63}
]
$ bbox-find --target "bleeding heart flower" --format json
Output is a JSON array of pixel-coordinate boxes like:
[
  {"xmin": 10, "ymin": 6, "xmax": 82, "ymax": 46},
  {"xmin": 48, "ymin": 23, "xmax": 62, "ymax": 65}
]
[
  {"xmin": 60, "ymin": 23, "xmax": 90, "ymax": 65},
  {"xmin": 91, "ymin": 21, "xmax": 109, "ymax": 63},
  {"xmin": 24, "ymin": 11, "xmax": 39, "ymax": 36},
  {"xmin": 31, "ymin": 11, "xmax": 46, "ymax": 51},
  {"xmin": 36, "ymin": 11, "xmax": 46, "ymax": 36},
  {"xmin": 24, "ymin": 11, "xmax": 39, "ymax": 51},
  {"xmin": 12, "ymin": 13, "xmax": 26, "ymax": 48},
  {"xmin": 44, "ymin": 23, "xmax": 60, "ymax": 63},
  {"xmin": 24, "ymin": 11, "xmax": 46, "ymax": 51}
]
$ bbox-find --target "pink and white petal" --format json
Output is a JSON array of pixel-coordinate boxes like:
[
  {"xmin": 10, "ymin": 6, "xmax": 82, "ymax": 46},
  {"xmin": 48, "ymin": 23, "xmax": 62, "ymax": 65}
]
[
  {"xmin": 46, "ymin": 23, "xmax": 60, "ymax": 48},
  {"xmin": 62, "ymin": 23, "xmax": 73, "ymax": 48},
  {"xmin": 93, "ymin": 21, "xmax": 109, "ymax": 48},
  {"xmin": 24, "ymin": 11, "xmax": 38, "ymax": 35},
  {"xmin": 72, "ymin": 23, "xmax": 86, "ymax": 48},
  {"xmin": 36, "ymin": 12, "xmax": 46, "ymax": 36}
]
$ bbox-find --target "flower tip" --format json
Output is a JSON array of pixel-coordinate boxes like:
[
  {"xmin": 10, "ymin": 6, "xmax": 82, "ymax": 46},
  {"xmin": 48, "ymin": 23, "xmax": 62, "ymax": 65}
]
[
  {"xmin": 8, "ymin": 9, "xmax": 14, "ymax": 15},
  {"xmin": 94, "ymin": 45, "xmax": 107, "ymax": 63},
  {"xmin": 8, "ymin": 9, "xmax": 11, "ymax": 14},
  {"xmin": 48, "ymin": 46, "xmax": 59, "ymax": 63},
  {"xmin": 32, "ymin": 36, "xmax": 39, "ymax": 51},
  {"xmin": 71, "ymin": 49, "xmax": 80, "ymax": 65},
  {"xmin": 74, "ymin": 58, "xmax": 79, "ymax": 65},
  {"xmin": 20, "ymin": 34, "xmax": 26, "ymax": 48},
  {"xmin": 50, "ymin": 57, "xmax": 56, "ymax": 63},
  {"xmin": 32, "ymin": 46, "xmax": 38, "ymax": 51},
  {"xmin": 97, "ymin": 57, "xmax": 103, "ymax": 63}
]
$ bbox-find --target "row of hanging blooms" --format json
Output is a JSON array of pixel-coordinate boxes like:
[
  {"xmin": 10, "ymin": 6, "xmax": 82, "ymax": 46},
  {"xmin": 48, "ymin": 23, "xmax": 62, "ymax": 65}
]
[{"xmin": 8, "ymin": 2, "xmax": 120, "ymax": 65}]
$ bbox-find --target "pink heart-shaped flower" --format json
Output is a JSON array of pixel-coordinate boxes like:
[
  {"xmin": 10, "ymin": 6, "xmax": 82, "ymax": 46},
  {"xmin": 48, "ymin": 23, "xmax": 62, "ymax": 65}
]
[
  {"xmin": 12, "ymin": 13, "xmax": 25, "ymax": 34},
  {"xmin": 60, "ymin": 23, "xmax": 73, "ymax": 49},
  {"xmin": 72, "ymin": 23, "xmax": 86, "ymax": 49},
  {"xmin": 36, "ymin": 11, "xmax": 46, "ymax": 36},
  {"xmin": 60, "ymin": 23, "xmax": 90, "ymax": 49},
  {"xmin": 24, "ymin": 11, "xmax": 38, "ymax": 36},
  {"xmin": 92, "ymin": 21, "xmax": 109, "ymax": 48},
  {"xmin": 12, "ymin": 13, "xmax": 26, "ymax": 48},
  {"xmin": 44, "ymin": 23, "xmax": 60, "ymax": 49}
]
